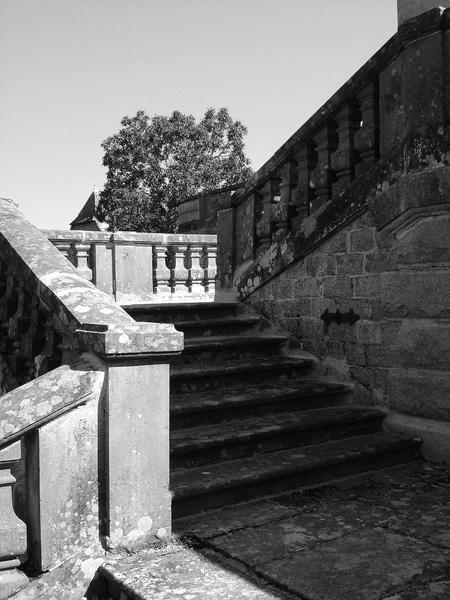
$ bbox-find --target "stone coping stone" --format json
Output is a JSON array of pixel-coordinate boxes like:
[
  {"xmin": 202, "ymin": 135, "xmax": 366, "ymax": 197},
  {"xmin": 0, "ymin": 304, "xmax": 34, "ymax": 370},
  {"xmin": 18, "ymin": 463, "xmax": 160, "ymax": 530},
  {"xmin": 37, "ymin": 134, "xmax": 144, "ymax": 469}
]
[
  {"xmin": 0, "ymin": 354, "xmax": 104, "ymax": 448},
  {"xmin": 0, "ymin": 200, "xmax": 183, "ymax": 354},
  {"xmin": 101, "ymin": 544, "xmax": 287, "ymax": 600},
  {"xmin": 43, "ymin": 229, "xmax": 217, "ymax": 245}
]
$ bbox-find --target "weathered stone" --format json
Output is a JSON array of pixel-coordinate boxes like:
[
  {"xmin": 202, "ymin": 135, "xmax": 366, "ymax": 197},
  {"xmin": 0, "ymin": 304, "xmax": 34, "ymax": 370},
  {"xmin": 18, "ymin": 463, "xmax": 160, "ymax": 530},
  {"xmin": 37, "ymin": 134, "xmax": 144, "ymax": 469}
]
[
  {"xmin": 105, "ymin": 361, "xmax": 171, "ymax": 549},
  {"xmin": 26, "ymin": 398, "xmax": 101, "ymax": 571},
  {"xmin": 386, "ymin": 368, "xmax": 450, "ymax": 421},
  {"xmin": 209, "ymin": 501, "xmax": 396, "ymax": 569},
  {"xmin": 294, "ymin": 278, "xmax": 323, "ymax": 297},
  {"xmin": 353, "ymin": 275, "xmax": 381, "ymax": 298},
  {"xmin": 0, "ymin": 355, "xmax": 104, "ymax": 445},
  {"xmin": 379, "ymin": 271, "xmax": 450, "ymax": 318},
  {"xmin": 113, "ymin": 243, "xmax": 153, "ymax": 304},
  {"xmin": 319, "ymin": 233, "xmax": 348, "ymax": 254},
  {"xmin": 336, "ymin": 254, "xmax": 364, "ymax": 275},
  {"xmin": 351, "ymin": 229, "xmax": 376, "ymax": 252},
  {"xmin": 0, "ymin": 569, "xmax": 29, "ymax": 600},
  {"xmin": 323, "ymin": 275, "xmax": 352, "ymax": 298},
  {"xmin": 398, "ymin": 0, "xmax": 450, "ymax": 25},
  {"xmin": 257, "ymin": 530, "xmax": 450, "ymax": 600},
  {"xmin": 102, "ymin": 546, "xmax": 282, "ymax": 600},
  {"xmin": 305, "ymin": 254, "xmax": 337, "ymax": 276},
  {"xmin": 354, "ymin": 320, "xmax": 381, "ymax": 345}
]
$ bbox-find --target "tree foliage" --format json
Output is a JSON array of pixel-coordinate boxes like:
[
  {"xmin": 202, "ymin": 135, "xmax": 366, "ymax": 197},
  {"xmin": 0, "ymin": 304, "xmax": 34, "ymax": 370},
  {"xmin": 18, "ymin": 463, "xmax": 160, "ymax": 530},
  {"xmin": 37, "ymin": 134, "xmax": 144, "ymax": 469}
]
[{"xmin": 97, "ymin": 108, "xmax": 252, "ymax": 232}]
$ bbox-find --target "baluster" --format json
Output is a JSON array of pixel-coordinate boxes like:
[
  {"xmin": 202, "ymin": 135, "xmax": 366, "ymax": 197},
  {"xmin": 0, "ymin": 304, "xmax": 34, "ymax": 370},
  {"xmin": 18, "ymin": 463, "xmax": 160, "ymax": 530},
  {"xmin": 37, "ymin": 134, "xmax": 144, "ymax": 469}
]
[
  {"xmin": 153, "ymin": 245, "xmax": 172, "ymax": 296},
  {"xmin": 34, "ymin": 316, "xmax": 61, "ymax": 377},
  {"xmin": 203, "ymin": 243, "xmax": 217, "ymax": 295},
  {"xmin": 310, "ymin": 123, "xmax": 338, "ymax": 212},
  {"xmin": 331, "ymin": 102, "xmax": 361, "ymax": 197},
  {"xmin": 272, "ymin": 161, "xmax": 298, "ymax": 242},
  {"xmin": 172, "ymin": 245, "xmax": 189, "ymax": 296},
  {"xmin": 0, "ymin": 445, "xmax": 27, "ymax": 573},
  {"xmin": 56, "ymin": 242, "xmax": 75, "ymax": 266},
  {"xmin": 291, "ymin": 144, "xmax": 316, "ymax": 226},
  {"xmin": 255, "ymin": 178, "xmax": 279, "ymax": 252},
  {"xmin": 73, "ymin": 243, "xmax": 92, "ymax": 281},
  {"xmin": 189, "ymin": 244, "xmax": 205, "ymax": 297},
  {"xmin": 20, "ymin": 295, "xmax": 39, "ymax": 382},
  {"xmin": 0, "ymin": 272, "xmax": 17, "ymax": 323},
  {"xmin": 354, "ymin": 81, "xmax": 379, "ymax": 177}
]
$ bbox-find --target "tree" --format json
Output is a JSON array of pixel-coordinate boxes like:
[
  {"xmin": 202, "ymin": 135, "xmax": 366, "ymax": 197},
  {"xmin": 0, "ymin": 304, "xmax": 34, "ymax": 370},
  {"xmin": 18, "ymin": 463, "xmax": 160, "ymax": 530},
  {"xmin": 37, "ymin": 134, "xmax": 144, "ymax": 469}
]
[{"xmin": 97, "ymin": 108, "xmax": 253, "ymax": 232}]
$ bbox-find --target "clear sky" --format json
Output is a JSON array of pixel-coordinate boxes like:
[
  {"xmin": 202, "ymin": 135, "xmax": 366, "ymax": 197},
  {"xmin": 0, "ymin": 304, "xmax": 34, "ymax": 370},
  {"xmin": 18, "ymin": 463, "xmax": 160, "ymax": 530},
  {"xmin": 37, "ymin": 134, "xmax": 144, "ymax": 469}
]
[{"xmin": 0, "ymin": 0, "xmax": 397, "ymax": 230}]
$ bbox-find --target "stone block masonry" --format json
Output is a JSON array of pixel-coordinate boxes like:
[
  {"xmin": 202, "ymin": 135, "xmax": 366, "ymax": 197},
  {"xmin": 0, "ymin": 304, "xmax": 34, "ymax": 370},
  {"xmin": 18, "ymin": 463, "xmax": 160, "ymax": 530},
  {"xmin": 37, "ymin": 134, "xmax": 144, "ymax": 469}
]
[{"xmin": 246, "ymin": 175, "xmax": 450, "ymax": 422}]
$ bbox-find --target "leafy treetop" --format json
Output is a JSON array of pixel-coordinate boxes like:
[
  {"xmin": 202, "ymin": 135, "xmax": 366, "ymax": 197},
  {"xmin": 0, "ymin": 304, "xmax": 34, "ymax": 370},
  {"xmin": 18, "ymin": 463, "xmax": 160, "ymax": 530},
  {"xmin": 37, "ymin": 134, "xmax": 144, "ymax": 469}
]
[{"xmin": 97, "ymin": 108, "xmax": 252, "ymax": 232}]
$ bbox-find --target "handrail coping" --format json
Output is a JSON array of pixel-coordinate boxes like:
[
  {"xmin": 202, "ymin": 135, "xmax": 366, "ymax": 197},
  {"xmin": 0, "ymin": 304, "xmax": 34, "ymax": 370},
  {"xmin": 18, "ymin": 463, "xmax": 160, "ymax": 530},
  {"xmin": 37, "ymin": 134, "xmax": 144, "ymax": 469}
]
[
  {"xmin": 0, "ymin": 354, "xmax": 104, "ymax": 450},
  {"xmin": 0, "ymin": 200, "xmax": 183, "ymax": 354},
  {"xmin": 232, "ymin": 7, "xmax": 449, "ymax": 206},
  {"xmin": 43, "ymin": 230, "xmax": 217, "ymax": 245}
]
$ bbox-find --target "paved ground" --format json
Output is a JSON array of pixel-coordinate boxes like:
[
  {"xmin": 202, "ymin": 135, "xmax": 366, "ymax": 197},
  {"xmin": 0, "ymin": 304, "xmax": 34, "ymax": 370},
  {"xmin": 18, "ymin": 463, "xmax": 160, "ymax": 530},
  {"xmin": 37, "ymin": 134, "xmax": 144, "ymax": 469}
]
[
  {"xmin": 168, "ymin": 462, "xmax": 450, "ymax": 600},
  {"xmin": 14, "ymin": 462, "xmax": 450, "ymax": 599}
]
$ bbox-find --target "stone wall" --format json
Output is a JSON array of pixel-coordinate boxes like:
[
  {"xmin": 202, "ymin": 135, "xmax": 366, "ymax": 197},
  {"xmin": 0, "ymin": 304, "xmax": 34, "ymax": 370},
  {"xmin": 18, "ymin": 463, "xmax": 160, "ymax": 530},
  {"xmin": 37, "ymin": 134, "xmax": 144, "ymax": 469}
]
[{"xmin": 246, "ymin": 169, "xmax": 450, "ymax": 423}]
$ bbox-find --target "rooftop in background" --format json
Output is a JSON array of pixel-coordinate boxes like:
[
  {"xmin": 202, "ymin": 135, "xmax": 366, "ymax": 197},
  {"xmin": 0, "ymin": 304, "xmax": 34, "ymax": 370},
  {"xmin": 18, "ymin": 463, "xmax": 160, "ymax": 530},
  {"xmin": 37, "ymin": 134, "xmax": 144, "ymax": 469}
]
[{"xmin": 70, "ymin": 189, "xmax": 106, "ymax": 231}]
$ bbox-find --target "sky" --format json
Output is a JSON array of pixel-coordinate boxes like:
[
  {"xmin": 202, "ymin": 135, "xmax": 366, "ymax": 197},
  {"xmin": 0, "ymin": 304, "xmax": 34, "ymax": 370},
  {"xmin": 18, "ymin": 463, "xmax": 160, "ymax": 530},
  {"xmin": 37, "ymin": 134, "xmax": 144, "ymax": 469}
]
[{"xmin": 0, "ymin": 0, "xmax": 397, "ymax": 230}]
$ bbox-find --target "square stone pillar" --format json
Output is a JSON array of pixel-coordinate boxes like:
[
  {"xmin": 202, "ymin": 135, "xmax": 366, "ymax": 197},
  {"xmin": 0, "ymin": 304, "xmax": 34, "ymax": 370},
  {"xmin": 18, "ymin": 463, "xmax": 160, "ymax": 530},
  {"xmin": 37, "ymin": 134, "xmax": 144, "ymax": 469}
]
[{"xmin": 398, "ymin": 0, "xmax": 450, "ymax": 25}]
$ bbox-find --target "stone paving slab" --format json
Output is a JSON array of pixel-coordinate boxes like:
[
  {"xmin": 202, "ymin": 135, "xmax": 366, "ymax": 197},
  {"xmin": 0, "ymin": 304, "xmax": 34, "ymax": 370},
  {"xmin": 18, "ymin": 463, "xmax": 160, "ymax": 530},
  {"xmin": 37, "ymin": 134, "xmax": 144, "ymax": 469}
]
[
  {"xmin": 205, "ymin": 501, "xmax": 396, "ymax": 567},
  {"xmin": 101, "ymin": 546, "xmax": 291, "ymax": 600},
  {"xmin": 254, "ymin": 529, "xmax": 449, "ymax": 600},
  {"xmin": 175, "ymin": 499, "xmax": 296, "ymax": 539}
]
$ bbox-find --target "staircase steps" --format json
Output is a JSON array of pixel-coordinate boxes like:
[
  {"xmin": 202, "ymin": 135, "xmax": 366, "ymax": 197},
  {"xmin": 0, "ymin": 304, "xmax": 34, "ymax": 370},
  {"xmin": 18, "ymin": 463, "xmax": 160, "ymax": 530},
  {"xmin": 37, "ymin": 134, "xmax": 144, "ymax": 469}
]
[
  {"xmin": 171, "ymin": 433, "xmax": 421, "ymax": 518},
  {"xmin": 125, "ymin": 301, "xmax": 421, "ymax": 519},
  {"xmin": 176, "ymin": 333, "xmax": 288, "ymax": 363},
  {"xmin": 171, "ymin": 406, "xmax": 385, "ymax": 468},
  {"xmin": 171, "ymin": 380, "xmax": 352, "ymax": 429},
  {"xmin": 171, "ymin": 356, "xmax": 314, "ymax": 393}
]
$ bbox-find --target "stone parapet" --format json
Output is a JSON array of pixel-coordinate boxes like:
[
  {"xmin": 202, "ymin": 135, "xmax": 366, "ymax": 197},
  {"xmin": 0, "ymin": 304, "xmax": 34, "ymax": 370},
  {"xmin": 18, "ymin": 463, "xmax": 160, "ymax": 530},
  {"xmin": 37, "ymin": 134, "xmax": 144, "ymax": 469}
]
[
  {"xmin": 43, "ymin": 229, "xmax": 218, "ymax": 304},
  {"xmin": 0, "ymin": 198, "xmax": 183, "ymax": 580}
]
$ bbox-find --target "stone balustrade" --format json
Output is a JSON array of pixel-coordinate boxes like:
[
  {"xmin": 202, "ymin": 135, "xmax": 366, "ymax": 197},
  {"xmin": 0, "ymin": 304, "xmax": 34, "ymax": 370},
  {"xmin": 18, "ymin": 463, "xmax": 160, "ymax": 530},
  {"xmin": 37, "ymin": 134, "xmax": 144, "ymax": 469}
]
[
  {"xmin": 43, "ymin": 230, "xmax": 217, "ymax": 304},
  {"xmin": 0, "ymin": 198, "xmax": 183, "ymax": 584},
  {"xmin": 215, "ymin": 7, "xmax": 450, "ymax": 296}
]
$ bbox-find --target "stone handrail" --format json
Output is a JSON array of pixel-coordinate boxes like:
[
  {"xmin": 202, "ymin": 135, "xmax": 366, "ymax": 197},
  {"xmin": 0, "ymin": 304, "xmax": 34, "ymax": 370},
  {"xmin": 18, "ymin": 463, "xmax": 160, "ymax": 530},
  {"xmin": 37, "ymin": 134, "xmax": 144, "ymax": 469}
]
[
  {"xmin": 43, "ymin": 230, "xmax": 217, "ymax": 304},
  {"xmin": 216, "ymin": 7, "xmax": 450, "ymax": 295},
  {"xmin": 0, "ymin": 198, "xmax": 183, "ymax": 577}
]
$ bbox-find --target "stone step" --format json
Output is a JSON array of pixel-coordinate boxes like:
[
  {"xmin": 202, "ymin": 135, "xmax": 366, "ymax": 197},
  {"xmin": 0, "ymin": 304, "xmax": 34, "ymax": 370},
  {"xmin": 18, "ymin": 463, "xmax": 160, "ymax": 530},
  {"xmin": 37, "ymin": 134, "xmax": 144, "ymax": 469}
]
[
  {"xmin": 170, "ymin": 356, "xmax": 315, "ymax": 393},
  {"xmin": 171, "ymin": 380, "xmax": 352, "ymax": 430},
  {"xmin": 173, "ymin": 315, "xmax": 263, "ymax": 338},
  {"xmin": 171, "ymin": 433, "xmax": 421, "ymax": 518},
  {"xmin": 171, "ymin": 406, "xmax": 385, "ymax": 469},
  {"xmin": 173, "ymin": 333, "xmax": 289, "ymax": 364},
  {"xmin": 125, "ymin": 301, "xmax": 240, "ymax": 324}
]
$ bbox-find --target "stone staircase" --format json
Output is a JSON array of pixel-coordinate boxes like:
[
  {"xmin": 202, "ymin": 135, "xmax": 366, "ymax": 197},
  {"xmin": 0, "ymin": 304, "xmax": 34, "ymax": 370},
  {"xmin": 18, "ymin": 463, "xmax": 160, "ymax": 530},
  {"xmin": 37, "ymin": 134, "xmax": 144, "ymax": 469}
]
[{"xmin": 127, "ymin": 302, "xmax": 421, "ymax": 519}]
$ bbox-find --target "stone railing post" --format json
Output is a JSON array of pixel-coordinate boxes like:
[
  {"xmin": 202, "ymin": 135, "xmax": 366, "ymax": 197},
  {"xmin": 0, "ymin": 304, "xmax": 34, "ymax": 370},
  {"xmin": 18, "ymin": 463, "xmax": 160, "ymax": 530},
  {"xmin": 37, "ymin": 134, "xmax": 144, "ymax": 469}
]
[
  {"xmin": 189, "ymin": 244, "xmax": 205, "ymax": 296},
  {"xmin": 111, "ymin": 234, "xmax": 153, "ymax": 304},
  {"xmin": 310, "ymin": 124, "xmax": 339, "ymax": 212},
  {"xmin": 255, "ymin": 178, "xmax": 279, "ymax": 251},
  {"xmin": 291, "ymin": 143, "xmax": 317, "ymax": 226},
  {"xmin": 73, "ymin": 243, "xmax": 92, "ymax": 281},
  {"xmin": 354, "ymin": 81, "xmax": 379, "ymax": 177},
  {"xmin": 75, "ymin": 324, "xmax": 182, "ymax": 550},
  {"xmin": 331, "ymin": 102, "xmax": 361, "ymax": 197},
  {"xmin": 0, "ymin": 443, "xmax": 27, "ymax": 574},
  {"xmin": 272, "ymin": 160, "xmax": 297, "ymax": 241},
  {"xmin": 172, "ymin": 245, "xmax": 189, "ymax": 296}
]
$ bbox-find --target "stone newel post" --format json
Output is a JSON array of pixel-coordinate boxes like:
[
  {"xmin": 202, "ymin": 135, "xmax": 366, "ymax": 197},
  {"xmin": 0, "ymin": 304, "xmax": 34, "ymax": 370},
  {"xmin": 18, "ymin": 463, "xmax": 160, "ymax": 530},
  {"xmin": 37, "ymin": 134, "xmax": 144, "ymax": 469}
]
[
  {"xmin": 398, "ymin": 0, "xmax": 450, "ymax": 25},
  {"xmin": 76, "ymin": 322, "xmax": 183, "ymax": 551}
]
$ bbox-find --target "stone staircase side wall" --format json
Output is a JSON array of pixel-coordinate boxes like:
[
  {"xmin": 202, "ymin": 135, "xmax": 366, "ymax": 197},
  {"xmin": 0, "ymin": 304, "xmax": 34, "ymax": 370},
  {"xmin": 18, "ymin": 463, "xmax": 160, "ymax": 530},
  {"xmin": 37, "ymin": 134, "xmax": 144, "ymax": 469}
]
[{"xmin": 245, "ymin": 167, "xmax": 450, "ymax": 429}]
